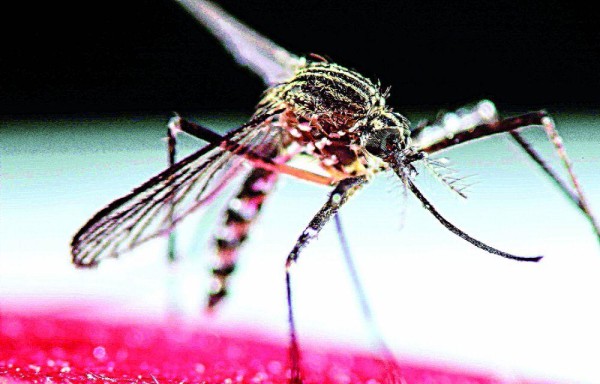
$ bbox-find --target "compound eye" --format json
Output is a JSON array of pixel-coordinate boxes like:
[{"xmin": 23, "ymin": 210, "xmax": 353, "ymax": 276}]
[{"xmin": 365, "ymin": 129, "xmax": 397, "ymax": 156}]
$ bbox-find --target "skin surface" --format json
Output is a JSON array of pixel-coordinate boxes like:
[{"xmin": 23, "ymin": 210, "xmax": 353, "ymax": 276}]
[{"xmin": 0, "ymin": 307, "xmax": 536, "ymax": 384}]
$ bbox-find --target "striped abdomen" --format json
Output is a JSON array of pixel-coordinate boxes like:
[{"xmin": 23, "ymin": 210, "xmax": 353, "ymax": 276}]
[{"xmin": 208, "ymin": 167, "xmax": 278, "ymax": 308}]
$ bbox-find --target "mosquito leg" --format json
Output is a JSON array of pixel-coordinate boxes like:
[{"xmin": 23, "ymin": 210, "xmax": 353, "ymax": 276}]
[
  {"xmin": 414, "ymin": 108, "xmax": 600, "ymax": 241},
  {"xmin": 169, "ymin": 113, "xmax": 225, "ymax": 146},
  {"xmin": 509, "ymin": 131, "xmax": 580, "ymax": 206},
  {"xmin": 416, "ymin": 109, "xmax": 578, "ymax": 202},
  {"xmin": 539, "ymin": 118, "xmax": 600, "ymax": 240},
  {"xmin": 285, "ymin": 176, "xmax": 367, "ymax": 383},
  {"xmin": 334, "ymin": 214, "xmax": 377, "ymax": 340},
  {"xmin": 166, "ymin": 124, "xmax": 178, "ymax": 263},
  {"xmin": 511, "ymin": 118, "xmax": 595, "ymax": 239},
  {"xmin": 414, "ymin": 110, "xmax": 551, "ymax": 154},
  {"xmin": 163, "ymin": 122, "xmax": 184, "ymax": 315},
  {"xmin": 334, "ymin": 214, "xmax": 401, "ymax": 381},
  {"xmin": 168, "ymin": 115, "xmax": 335, "ymax": 186},
  {"xmin": 510, "ymin": 129, "xmax": 600, "ymax": 240}
]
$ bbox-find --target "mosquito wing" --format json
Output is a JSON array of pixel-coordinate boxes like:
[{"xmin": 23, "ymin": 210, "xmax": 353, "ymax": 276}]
[
  {"xmin": 71, "ymin": 120, "xmax": 280, "ymax": 267},
  {"xmin": 174, "ymin": 0, "xmax": 303, "ymax": 85}
]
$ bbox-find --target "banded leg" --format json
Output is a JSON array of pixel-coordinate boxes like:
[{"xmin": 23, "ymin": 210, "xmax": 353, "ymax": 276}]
[
  {"xmin": 413, "ymin": 107, "xmax": 600, "ymax": 241},
  {"xmin": 414, "ymin": 110, "xmax": 551, "ymax": 154},
  {"xmin": 208, "ymin": 168, "xmax": 278, "ymax": 309},
  {"xmin": 511, "ymin": 119, "xmax": 600, "ymax": 241},
  {"xmin": 285, "ymin": 176, "xmax": 368, "ymax": 383}
]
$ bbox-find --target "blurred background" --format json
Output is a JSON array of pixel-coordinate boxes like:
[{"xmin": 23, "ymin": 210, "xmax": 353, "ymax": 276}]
[
  {"xmin": 2, "ymin": 1, "xmax": 600, "ymax": 383},
  {"xmin": 1, "ymin": 0, "xmax": 598, "ymax": 115}
]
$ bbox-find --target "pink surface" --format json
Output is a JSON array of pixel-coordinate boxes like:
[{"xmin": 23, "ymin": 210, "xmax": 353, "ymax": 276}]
[{"xmin": 0, "ymin": 308, "xmax": 543, "ymax": 384}]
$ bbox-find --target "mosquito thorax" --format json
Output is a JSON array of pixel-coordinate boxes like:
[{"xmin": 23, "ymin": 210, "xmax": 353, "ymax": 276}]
[
  {"xmin": 265, "ymin": 61, "xmax": 388, "ymax": 126},
  {"xmin": 255, "ymin": 61, "xmax": 417, "ymax": 177}
]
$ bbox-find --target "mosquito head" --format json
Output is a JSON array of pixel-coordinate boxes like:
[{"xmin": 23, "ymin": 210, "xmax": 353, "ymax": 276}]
[{"xmin": 362, "ymin": 111, "xmax": 415, "ymax": 161}]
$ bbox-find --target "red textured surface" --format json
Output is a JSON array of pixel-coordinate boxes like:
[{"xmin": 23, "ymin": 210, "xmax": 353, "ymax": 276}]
[{"xmin": 0, "ymin": 309, "xmax": 535, "ymax": 384}]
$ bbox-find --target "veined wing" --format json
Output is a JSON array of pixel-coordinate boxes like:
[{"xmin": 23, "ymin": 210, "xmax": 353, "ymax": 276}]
[
  {"xmin": 72, "ymin": 119, "xmax": 280, "ymax": 267},
  {"xmin": 174, "ymin": 0, "xmax": 303, "ymax": 85}
]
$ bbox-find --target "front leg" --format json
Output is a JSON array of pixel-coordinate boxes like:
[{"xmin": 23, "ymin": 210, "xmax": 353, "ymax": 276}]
[
  {"xmin": 412, "ymin": 103, "xmax": 599, "ymax": 240},
  {"xmin": 284, "ymin": 176, "xmax": 368, "ymax": 383}
]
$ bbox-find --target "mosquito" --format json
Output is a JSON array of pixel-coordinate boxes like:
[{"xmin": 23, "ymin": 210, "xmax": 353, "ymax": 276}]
[{"xmin": 71, "ymin": 0, "xmax": 599, "ymax": 382}]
